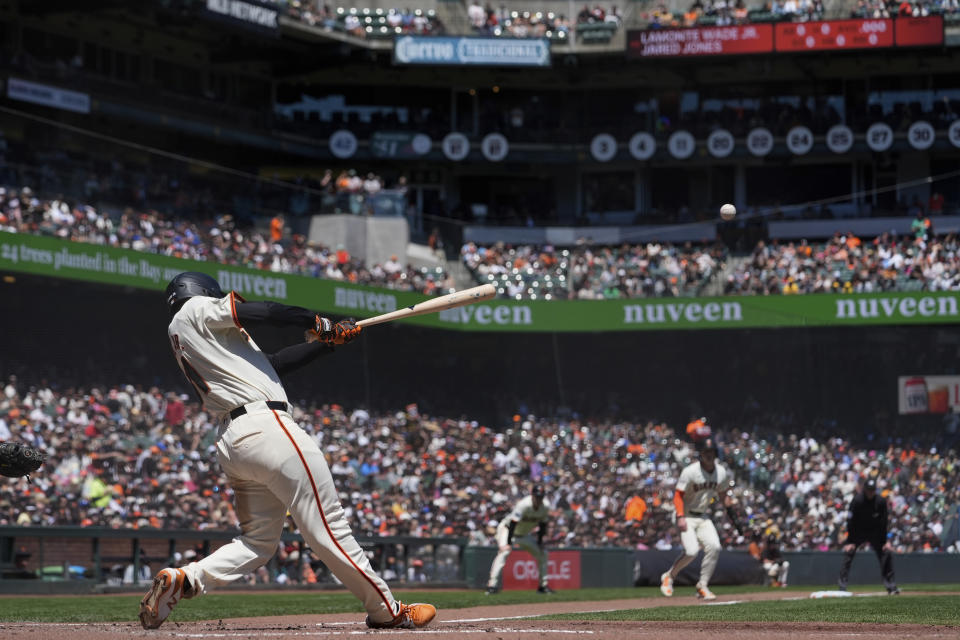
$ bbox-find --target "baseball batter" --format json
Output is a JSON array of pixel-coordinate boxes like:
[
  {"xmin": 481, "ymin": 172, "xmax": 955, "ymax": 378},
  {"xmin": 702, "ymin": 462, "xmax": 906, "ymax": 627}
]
[
  {"xmin": 486, "ymin": 485, "xmax": 554, "ymax": 594},
  {"xmin": 139, "ymin": 272, "xmax": 436, "ymax": 630},
  {"xmin": 660, "ymin": 438, "xmax": 733, "ymax": 601}
]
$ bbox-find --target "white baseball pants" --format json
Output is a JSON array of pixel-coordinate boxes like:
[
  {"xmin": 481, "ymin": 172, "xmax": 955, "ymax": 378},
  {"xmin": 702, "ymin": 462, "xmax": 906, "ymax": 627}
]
[
  {"xmin": 487, "ymin": 524, "xmax": 548, "ymax": 589},
  {"xmin": 668, "ymin": 516, "xmax": 721, "ymax": 586},
  {"xmin": 764, "ymin": 560, "xmax": 789, "ymax": 586},
  {"xmin": 181, "ymin": 403, "xmax": 398, "ymax": 624}
]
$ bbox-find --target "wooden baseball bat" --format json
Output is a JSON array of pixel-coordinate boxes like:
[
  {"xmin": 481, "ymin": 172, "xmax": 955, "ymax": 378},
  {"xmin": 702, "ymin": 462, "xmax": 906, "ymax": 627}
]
[{"xmin": 356, "ymin": 284, "xmax": 496, "ymax": 328}]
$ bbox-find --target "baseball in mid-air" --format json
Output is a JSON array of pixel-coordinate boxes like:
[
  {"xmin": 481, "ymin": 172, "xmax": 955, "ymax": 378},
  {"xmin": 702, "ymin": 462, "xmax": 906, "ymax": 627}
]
[{"xmin": 720, "ymin": 203, "xmax": 737, "ymax": 221}]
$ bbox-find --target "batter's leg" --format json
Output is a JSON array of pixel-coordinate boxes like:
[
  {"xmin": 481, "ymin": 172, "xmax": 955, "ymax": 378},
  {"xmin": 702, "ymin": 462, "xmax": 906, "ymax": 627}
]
[
  {"xmin": 184, "ymin": 478, "xmax": 286, "ymax": 594},
  {"xmin": 274, "ymin": 414, "xmax": 399, "ymax": 624},
  {"xmin": 695, "ymin": 518, "xmax": 721, "ymax": 587},
  {"xmin": 778, "ymin": 560, "xmax": 790, "ymax": 587},
  {"xmin": 487, "ymin": 524, "xmax": 512, "ymax": 589}
]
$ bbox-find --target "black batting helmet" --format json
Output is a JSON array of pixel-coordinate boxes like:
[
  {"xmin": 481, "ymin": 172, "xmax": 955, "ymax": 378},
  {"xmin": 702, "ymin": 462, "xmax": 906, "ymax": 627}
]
[
  {"xmin": 165, "ymin": 271, "xmax": 224, "ymax": 315},
  {"xmin": 532, "ymin": 485, "xmax": 545, "ymax": 499}
]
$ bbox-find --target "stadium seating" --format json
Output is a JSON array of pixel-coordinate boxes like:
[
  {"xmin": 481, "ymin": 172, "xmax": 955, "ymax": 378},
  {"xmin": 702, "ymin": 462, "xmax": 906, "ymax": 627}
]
[
  {"xmin": 725, "ymin": 231, "xmax": 955, "ymax": 295},
  {"xmin": 0, "ymin": 186, "xmax": 453, "ymax": 295},
  {"xmin": 329, "ymin": 7, "xmax": 444, "ymax": 38},
  {"xmin": 0, "ymin": 379, "xmax": 952, "ymax": 557},
  {"xmin": 3, "ymin": 180, "xmax": 956, "ymax": 299}
]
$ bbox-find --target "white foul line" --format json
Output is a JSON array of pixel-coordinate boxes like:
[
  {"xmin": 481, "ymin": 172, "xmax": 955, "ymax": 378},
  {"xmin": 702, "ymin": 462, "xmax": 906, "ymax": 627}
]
[
  {"xmin": 446, "ymin": 609, "xmax": 624, "ymax": 623},
  {"xmin": 172, "ymin": 630, "xmax": 593, "ymax": 638}
]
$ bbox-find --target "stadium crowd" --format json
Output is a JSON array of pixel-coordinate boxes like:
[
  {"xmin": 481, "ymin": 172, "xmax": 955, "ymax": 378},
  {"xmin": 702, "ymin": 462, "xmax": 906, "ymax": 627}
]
[
  {"xmin": 568, "ymin": 241, "xmax": 727, "ymax": 298},
  {"xmin": 0, "ymin": 186, "xmax": 453, "ymax": 295},
  {"xmin": 850, "ymin": 0, "xmax": 959, "ymax": 17},
  {"xmin": 462, "ymin": 223, "xmax": 960, "ymax": 298},
  {"xmin": 1, "ymin": 133, "xmax": 408, "ymax": 220},
  {"xmin": 286, "ymin": 0, "xmax": 620, "ymax": 40},
  {"xmin": 6, "ymin": 180, "xmax": 960, "ymax": 300},
  {"xmin": 643, "ymin": 0, "xmax": 958, "ymax": 27},
  {"xmin": 285, "ymin": 2, "xmax": 445, "ymax": 38},
  {"xmin": 724, "ymin": 226, "xmax": 959, "ymax": 295},
  {"xmin": 642, "ymin": 0, "xmax": 825, "ymax": 28},
  {"xmin": 461, "ymin": 241, "xmax": 727, "ymax": 299},
  {"xmin": 0, "ymin": 376, "xmax": 956, "ymax": 566},
  {"xmin": 467, "ymin": 3, "xmax": 619, "ymax": 39},
  {"xmin": 469, "ymin": 2, "xmax": 568, "ymax": 37}
]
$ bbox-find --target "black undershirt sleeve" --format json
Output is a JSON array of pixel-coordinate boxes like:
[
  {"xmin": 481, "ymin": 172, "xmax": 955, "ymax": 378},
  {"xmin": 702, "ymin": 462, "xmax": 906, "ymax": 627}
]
[
  {"xmin": 234, "ymin": 301, "xmax": 317, "ymax": 328},
  {"xmin": 234, "ymin": 301, "xmax": 334, "ymax": 376},
  {"xmin": 267, "ymin": 342, "xmax": 335, "ymax": 377},
  {"xmin": 507, "ymin": 520, "xmax": 517, "ymax": 545}
]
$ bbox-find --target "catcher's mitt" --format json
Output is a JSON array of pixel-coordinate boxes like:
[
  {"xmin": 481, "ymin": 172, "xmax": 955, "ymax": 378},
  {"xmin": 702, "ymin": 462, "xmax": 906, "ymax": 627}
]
[{"xmin": 0, "ymin": 442, "xmax": 47, "ymax": 479}]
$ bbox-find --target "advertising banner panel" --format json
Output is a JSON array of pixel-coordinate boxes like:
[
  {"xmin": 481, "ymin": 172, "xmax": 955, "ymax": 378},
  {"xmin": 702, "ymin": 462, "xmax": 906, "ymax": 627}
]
[
  {"xmin": 204, "ymin": 0, "xmax": 279, "ymax": 30},
  {"xmin": 6, "ymin": 78, "xmax": 90, "ymax": 114},
  {"xmin": 898, "ymin": 375, "xmax": 960, "ymax": 414},
  {"xmin": 502, "ymin": 550, "xmax": 581, "ymax": 590},
  {"xmin": 393, "ymin": 37, "xmax": 550, "ymax": 66},
  {"xmin": 4, "ymin": 233, "xmax": 960, "ymax": 332}
]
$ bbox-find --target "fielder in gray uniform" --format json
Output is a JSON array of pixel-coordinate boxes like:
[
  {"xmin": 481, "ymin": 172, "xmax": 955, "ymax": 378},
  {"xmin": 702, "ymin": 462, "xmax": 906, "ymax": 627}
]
[
  {"xmin": 659, "ymin": 438, "xmax": 734, "ymax": 601},
  {"xmin": 486, "ymin": 485, "xmax": 554, "ymax": 594},
  {"xmin": 139, "ymin": 272, "xmax": 436, "ymax": 630}
]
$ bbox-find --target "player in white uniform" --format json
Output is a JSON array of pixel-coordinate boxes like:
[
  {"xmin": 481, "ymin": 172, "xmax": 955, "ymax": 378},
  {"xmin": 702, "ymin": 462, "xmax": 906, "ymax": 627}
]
[
  {"xmin": 486, "ymin": 485, "xmax": 554, "ymax": 594},
  {"xmin": 659, "ymin": 438, "xmax": 733, "ymax": 601},
  {"xmin": 139, "ymin": 272, "xmax": 436, "ymax": 630}
]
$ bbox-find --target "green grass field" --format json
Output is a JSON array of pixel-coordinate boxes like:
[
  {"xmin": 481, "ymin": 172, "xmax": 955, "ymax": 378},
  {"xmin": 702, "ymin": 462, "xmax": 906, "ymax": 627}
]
[
  {"xmin": 547, "ymin": 594, "xmax": 960, "ymax": 625},
  {"xmin": 0, "ymin": 585, "xmax": 956, "ymax": 625}
]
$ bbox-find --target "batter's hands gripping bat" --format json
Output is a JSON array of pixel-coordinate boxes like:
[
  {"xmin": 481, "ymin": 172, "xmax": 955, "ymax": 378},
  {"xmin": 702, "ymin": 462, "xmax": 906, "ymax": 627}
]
[{"xmin": 356, "ymin": 284, "xmax": 496, "ymax": 328}]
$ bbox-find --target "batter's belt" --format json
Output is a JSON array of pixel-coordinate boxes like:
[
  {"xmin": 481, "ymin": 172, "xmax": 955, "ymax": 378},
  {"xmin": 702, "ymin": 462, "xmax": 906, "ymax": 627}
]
[{"xmin": 229, "ymin": 400, "xmax": 287, "ymax": 421}]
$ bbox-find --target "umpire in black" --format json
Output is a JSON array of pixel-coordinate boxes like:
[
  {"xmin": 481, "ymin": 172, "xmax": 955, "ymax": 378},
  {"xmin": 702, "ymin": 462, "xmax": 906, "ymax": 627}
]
[{"xmin": 837, "ymin": 478, "xmax": 900, "ymax": 594}]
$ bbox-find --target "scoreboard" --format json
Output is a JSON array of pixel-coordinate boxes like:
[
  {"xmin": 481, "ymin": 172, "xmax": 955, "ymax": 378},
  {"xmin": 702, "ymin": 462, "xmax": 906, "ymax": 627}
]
[{"xmin": 627, "ymin": 15, "xmax": 943, "ymax": 58}]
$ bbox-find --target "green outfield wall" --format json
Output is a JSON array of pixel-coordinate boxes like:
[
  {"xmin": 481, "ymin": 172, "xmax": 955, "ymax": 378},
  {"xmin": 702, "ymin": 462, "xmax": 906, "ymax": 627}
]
[{"xmin": 3, "ymin": 231, "xmax": 959, "ymax": 331}]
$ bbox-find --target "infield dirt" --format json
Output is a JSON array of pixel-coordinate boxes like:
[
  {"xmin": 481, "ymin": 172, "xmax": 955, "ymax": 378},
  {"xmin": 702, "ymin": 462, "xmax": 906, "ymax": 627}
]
[{"xmin": 0, "ymin": 589, "xmax": 957, "ymax": 639}]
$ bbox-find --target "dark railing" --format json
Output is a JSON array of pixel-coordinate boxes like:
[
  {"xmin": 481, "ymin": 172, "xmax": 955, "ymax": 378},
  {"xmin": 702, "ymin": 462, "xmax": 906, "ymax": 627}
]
[{"xmin": 0, "ymin": 526, "xmax": 468, "ymax": 589}]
